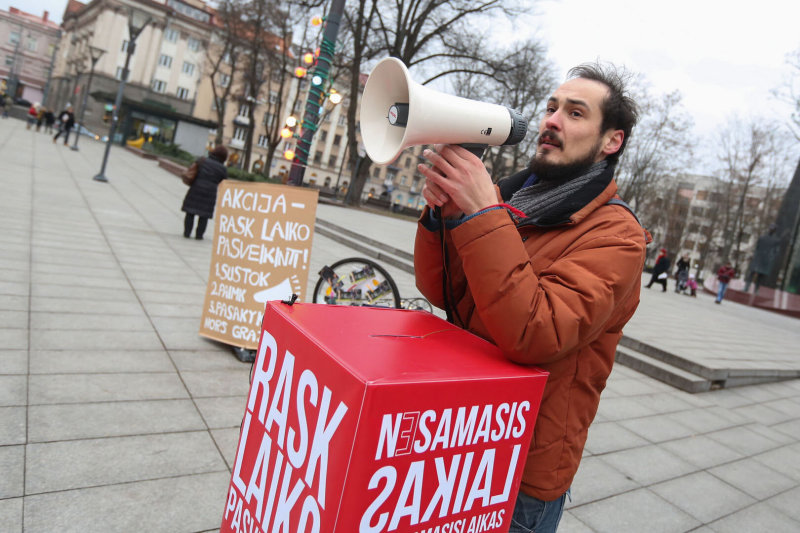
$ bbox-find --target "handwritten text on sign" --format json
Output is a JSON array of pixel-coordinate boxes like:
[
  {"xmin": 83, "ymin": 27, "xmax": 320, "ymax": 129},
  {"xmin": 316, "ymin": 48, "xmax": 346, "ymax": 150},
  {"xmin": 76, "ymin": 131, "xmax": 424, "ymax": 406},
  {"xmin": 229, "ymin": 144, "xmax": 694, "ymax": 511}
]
[{"xmin": 199, "ymin": 181, "xmax": 318, "ymax": 348}]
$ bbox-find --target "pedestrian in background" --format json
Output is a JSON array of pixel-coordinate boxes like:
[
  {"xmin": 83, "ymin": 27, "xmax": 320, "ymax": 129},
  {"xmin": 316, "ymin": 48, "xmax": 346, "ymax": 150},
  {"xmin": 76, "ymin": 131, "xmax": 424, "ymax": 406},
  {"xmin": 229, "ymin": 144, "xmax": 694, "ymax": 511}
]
[
  {"xmin": 53, "ymin": 105, "xmax": 75, "ymax": 145},
  {"xmin": 715, "ymin": 261, "xmax": 736, "ymax": 304},
  {"xmin": 26, "ymin": 103, "xmax": 39, "ymax": 129},
  {"xmin": 674, "ymin": 253, "xmax": 690, "ymax": 293},
  {"xmin": 646, "ymin": 248, "xmax": 670, "ymax": 291},
  {"xmin": 181, "ymin": 145, "xmax": 228, "ymax": 240},
  {"xmin": 43, "ymin": 108, "xmax": 55, "ymax": 133}
]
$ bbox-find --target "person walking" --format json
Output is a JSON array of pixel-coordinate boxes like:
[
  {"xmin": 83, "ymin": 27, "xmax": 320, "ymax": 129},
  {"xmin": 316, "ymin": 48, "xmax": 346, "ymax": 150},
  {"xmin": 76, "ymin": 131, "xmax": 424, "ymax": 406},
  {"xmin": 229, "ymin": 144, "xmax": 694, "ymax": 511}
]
[
  {"xmin": 715, "ymin": 261, "xmax": 736, "ymax": 304},
  {"xmin": 646, "ymin": 248, "xmax": 670, "ymax": 291},
  {"xmin": 181, "ymin": 145, "xmax": 228, "ymax": 240},
  {"xmin": 674, "ymin": 253, "xmax": 690, "ymax": 293},
  {"xmin": 43, "ymin": 108, "xmax": 55, "ymax": 133},
  {"xmin": 53, "ymin": 105, "xmax": 75, "ymax": 145},
  {"xmin": 27, "ymin": 103, "xmax": 39, "ymax": 129}
]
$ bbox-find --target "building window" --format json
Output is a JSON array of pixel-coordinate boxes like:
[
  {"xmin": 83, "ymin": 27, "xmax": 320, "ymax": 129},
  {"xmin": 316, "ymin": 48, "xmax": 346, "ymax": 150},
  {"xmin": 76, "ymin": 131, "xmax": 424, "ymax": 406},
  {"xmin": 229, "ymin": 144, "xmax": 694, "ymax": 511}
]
[
  {"xmin": 314, "ymin": 151, "xmax": 323, "ymax": 164},
  {"xmin": 187, "ymin": 37, "xmax": 201, "ymax": 52},
  {"xmin": 262, "ymin": 112, "xmax": 273, "ymax": 126},
  {"xmin": 233, "ymin": 127, "xmax": 247, "ymax": 141},
  {"xmin": 328, "ymin": 155, "xmax": 338, "ymax": 168},
  {"xmin": 9, "ymin": 32, "xmax": 20, "ymax": 45},
  {"xmin": 268, "ymin": 91, "xmax": 278, "ymax": 104},
  {"xmin": 333, "ymin": 134, "xmax": 341, "ymax": 146},
  {"xmin": 237, "ymin": 104, "xmax": 250, "ymax": 117},
  {"xmin": 4, "ymin": 55, "xmax": 13, "ymax": 66},
  {"xmin": 404, "ymin": 157, "xmax": 411, "ymax": 168},
  {"xmin": 176, "ymin": 87, "xmax": 190, "ymax": 100},
  {"xmin": 27, "ymin": 37, "xmax": 37, "ymax": 52},
  {"xmin": 121, "ymin": 40, "xmax": 128, "ymax": 52},
  {"xmin": 319, "ymin": 130, "xmax": 328, "ymax": 142},
  {"xmin": 373, "ymin": 167, "xmax": 381, "ymax": 178},
  {"xmin": 164, "ymin": 28, "xmax": 179, "ymax": 42},
  {"xmin": 338, "ymin": 115, "xmax": 346, "ymax": 126},
  {"xmin": 158, "ymin": 54, "xmax": 173, "ymax": 68},
  {"xmin": 257, "ymin": 135, "xmax": 269, "ymax": 148},
  {"xmin": 151, "ymin": 79, "xmax": 167, "ymax": 93},
  {"xmin": 181, "ymin": 61, "xmax": 195, "ymax": 75},
  {"xmin": 219, "ymin": 73, "xmax": 230, "ymax": 87},
  {"xmin": 400, "ymin": 176, "xmax": 407, "ymax": 186}
]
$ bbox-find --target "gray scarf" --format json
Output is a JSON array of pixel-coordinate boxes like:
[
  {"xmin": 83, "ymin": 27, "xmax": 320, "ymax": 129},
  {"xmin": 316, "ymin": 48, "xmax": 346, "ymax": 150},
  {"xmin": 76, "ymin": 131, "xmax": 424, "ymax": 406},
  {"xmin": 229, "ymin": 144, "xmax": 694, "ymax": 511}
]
[{"xmin": 507, "ymin": 160, "xmax": 611, "ymax": 226}]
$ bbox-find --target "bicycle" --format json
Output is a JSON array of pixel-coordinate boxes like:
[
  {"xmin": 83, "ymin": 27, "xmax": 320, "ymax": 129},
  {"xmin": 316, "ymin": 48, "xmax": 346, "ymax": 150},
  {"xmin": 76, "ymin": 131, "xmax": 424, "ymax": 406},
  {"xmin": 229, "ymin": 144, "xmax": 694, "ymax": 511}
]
[{"xmin": 312, "ymin": 257, "xmax": 432, "ymax": 312}]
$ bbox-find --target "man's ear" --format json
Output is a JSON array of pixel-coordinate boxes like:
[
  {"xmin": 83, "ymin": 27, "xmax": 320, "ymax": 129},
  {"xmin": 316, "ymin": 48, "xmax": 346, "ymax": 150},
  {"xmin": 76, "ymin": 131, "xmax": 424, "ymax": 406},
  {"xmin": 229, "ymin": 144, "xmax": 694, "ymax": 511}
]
[{"xmin": 601, "ymin": 129, "xmax": 624, "ymax": 157}]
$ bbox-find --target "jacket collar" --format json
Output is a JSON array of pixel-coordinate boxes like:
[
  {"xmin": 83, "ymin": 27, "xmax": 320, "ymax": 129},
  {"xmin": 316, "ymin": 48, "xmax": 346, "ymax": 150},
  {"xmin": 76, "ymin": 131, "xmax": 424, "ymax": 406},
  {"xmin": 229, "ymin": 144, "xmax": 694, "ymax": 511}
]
[{"xmin": 498, "ymin": 162, "xmax": 618, "ymax": 227}]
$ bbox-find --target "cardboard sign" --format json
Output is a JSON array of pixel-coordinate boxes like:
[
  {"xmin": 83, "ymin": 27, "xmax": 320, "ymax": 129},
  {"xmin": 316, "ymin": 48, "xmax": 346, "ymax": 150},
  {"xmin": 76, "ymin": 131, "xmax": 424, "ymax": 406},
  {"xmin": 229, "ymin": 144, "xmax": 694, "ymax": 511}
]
[
  {"xmin": 221, "ymin": 303, "xmax": 548, "ymax": 533},
  {"xmin": 199, "ymin": 181, "xmax": 318, "ymax": 349}
]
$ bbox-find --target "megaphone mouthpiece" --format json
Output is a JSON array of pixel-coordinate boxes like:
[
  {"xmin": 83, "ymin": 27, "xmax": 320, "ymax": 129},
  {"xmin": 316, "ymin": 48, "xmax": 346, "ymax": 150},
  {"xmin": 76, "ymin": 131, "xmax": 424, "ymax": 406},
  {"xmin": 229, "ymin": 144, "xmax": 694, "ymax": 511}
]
[{"xmin": 361, "ymin": 58, "xmax": 528, "ymax": 165}]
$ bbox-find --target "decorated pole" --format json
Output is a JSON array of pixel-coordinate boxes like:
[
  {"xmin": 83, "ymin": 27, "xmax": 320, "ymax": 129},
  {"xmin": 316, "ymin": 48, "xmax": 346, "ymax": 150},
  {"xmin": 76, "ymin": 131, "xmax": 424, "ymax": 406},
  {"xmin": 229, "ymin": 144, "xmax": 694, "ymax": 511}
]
[{"xmin": 287, "ymin": 0, "xmax": 346, "ymax": 186}]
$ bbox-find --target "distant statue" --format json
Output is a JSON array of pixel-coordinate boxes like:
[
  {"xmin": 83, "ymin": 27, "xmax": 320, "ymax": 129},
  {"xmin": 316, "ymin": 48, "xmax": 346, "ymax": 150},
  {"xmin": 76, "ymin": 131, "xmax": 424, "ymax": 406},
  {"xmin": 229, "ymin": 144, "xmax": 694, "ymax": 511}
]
[{"xmin": 744, "ymin": 224, "xmax": 781, "ymax": 294}]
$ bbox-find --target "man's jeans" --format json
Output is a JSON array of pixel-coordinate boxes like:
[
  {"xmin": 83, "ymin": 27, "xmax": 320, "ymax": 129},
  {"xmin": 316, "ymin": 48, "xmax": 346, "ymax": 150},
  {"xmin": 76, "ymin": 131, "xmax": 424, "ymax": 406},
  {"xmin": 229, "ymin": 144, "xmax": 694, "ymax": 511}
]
[
  {"xmin": 508, "ymin": 489, "xmax": 570, "ymax": 533},
  {"xmin": 716, "ymin": 281, "xmax": 729, "ymax": 302}
]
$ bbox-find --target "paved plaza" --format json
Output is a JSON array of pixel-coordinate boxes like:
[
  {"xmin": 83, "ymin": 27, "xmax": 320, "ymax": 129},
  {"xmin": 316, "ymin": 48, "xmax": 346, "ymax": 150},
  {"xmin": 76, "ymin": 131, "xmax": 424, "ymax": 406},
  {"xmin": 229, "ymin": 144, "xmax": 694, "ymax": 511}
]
[{"xmin": 1, "ymin": 116, "xmax": 799, "ymax": 532}]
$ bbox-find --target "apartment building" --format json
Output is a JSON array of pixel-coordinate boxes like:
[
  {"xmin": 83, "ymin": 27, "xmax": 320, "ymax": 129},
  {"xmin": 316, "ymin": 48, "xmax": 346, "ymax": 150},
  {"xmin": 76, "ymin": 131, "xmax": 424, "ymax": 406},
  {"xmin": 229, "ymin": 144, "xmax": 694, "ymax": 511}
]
[
  {"xmin": 0, "ymin": 7, "xmax": 61, "ymax": 104},
  {"xmin": 49, "ymin": 0, "xmax": 216, "ymax": 150}
]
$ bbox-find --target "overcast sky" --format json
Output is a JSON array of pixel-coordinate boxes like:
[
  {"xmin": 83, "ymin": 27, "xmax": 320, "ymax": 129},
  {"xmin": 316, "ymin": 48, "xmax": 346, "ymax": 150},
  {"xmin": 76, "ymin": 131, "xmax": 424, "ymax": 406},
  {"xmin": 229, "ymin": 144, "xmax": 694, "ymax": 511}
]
[{"xmin": 9, "ymin": 0, "xmax": 800, "ymax": 173}]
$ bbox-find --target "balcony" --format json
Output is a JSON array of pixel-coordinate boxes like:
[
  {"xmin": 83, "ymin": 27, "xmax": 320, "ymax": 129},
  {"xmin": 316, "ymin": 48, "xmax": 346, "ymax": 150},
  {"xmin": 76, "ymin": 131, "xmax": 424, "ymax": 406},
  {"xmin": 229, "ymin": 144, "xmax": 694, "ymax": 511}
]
[{"xmin": 229, "ymin": 138, "xmax": 245, "ymax": 150}]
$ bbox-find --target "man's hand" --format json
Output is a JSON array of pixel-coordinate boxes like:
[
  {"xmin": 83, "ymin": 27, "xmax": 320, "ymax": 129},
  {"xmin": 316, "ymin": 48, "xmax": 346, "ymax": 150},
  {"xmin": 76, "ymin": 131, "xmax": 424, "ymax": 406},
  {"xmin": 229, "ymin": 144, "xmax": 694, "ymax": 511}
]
[{"xmin": 417, "ymin": 145, "xmax": 497, "ymax": 216}]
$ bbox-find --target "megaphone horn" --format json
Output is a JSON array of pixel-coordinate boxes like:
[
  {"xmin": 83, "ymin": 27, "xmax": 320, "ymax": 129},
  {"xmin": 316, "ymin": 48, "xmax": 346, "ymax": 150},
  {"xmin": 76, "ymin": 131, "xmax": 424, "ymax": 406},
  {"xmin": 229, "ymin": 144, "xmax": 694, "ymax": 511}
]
[{"xmin": 360, "ymin": 57, "xmax": 527, "ymax": 165}]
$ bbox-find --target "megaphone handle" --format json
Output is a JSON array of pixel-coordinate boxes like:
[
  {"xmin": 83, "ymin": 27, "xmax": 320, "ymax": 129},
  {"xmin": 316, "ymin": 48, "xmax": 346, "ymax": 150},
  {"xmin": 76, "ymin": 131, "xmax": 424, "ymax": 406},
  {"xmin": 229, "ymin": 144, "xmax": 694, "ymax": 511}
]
[{"xmin": 459, "ymin": 144, "xmax": 487, "ymax": 159}]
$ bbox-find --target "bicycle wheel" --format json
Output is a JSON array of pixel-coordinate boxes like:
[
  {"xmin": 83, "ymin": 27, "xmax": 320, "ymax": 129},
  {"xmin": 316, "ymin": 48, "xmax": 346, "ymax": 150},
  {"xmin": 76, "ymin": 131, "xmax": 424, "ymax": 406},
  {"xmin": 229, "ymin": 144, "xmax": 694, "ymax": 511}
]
[{"xmin": 312, "ymin": 257, "xmax": 402, "ymax": 309}]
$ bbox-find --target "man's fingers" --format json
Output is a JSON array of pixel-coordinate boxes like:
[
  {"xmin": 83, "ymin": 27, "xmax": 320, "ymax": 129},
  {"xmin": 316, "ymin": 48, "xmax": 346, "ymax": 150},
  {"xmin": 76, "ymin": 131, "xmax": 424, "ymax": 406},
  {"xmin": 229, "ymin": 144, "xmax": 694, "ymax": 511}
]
[{"xmin": 422, "ymin": 182, "xmax": 449, "ymax": 206}]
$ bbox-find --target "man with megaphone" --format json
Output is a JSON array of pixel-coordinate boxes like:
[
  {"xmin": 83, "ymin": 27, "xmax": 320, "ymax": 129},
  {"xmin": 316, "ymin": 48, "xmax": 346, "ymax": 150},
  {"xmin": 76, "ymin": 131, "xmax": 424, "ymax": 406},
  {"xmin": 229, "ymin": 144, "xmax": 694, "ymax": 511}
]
[{"xmin": 414, "ymin": 63, "xmax": 650, "ymax": 533}]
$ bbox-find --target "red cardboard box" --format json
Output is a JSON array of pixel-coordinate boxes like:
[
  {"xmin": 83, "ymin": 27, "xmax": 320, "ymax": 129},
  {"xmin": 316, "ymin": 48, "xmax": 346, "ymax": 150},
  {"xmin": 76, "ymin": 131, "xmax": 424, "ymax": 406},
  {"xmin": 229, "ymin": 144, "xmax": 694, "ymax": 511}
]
[{"xmin": 221, "ymin": 302, "xmax": 548, "ymax": 533}]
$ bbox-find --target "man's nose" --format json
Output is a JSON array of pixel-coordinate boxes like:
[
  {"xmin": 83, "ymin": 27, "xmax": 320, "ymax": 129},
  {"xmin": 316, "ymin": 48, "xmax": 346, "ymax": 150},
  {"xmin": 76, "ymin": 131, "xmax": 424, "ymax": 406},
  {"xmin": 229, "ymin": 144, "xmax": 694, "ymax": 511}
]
[{"xmin": 544, "ymin": 111, "xmax": 562, "ymax": 132}]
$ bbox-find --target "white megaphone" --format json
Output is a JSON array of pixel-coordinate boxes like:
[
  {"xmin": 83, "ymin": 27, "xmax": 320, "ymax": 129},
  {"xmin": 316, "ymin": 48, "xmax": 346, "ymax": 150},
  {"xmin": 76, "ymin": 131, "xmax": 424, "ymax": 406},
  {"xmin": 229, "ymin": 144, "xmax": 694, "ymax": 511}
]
[{"xmin": 360, "ymin": 57, "xmax": 528, "ymax": 165}]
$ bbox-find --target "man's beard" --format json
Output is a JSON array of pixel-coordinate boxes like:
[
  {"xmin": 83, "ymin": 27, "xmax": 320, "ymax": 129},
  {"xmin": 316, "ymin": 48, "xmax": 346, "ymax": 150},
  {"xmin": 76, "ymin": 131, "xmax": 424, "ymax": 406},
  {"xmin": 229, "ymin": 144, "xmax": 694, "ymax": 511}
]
[{"xmin": 528, "ymin": 139, "xmax": 602, "ymax": 184}]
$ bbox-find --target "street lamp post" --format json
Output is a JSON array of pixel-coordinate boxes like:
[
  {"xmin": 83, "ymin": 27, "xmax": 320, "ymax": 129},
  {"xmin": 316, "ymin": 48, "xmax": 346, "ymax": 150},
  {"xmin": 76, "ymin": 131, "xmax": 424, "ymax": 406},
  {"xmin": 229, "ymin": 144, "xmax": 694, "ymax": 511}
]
[
  {"xmin": 71, "ymin": 45, "xmax": 105, "ymax": 151},
  {"xmin": 93, "ymin": 9, "xmax": 151, "ymax": 183}
]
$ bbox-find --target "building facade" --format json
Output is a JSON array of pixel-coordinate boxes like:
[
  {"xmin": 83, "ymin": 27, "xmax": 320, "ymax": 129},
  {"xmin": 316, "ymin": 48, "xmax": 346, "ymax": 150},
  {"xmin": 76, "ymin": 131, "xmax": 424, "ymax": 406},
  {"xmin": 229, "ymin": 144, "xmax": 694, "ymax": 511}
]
[
  {"xmin": 50, "ymin": 0, "xmax": 217, "ymax": 147},
  {"xmin": 0, "ymin": 7, "xmax": 61, "ymax": 105}
]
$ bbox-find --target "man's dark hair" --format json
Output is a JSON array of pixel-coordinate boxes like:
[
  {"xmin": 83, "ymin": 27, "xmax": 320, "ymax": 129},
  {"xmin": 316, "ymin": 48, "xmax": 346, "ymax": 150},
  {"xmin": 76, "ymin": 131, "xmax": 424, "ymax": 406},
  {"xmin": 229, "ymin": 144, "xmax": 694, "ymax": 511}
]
[{"xmin": 567, "ymin": 62, "xmax": 638, "ymax": 164}]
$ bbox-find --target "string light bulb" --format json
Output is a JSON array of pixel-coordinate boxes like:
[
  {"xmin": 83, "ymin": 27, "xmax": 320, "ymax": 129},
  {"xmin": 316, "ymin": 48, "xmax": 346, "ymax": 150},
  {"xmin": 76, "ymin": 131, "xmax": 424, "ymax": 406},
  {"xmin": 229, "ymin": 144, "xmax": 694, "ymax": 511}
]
[
  {"xmin": 284, "ymin": 149, "xmax": 295, "ymax": 160},
  {"xmin": 310, "ymin": 16, "xmax": 323, "ymax": 26},
  {"xmin": 285, "ymin": 116, "xmax": 297, "ymax": 127},
  {"xmin": 295, "ymin": 67, "xmax": 307, "ymax": 78}
]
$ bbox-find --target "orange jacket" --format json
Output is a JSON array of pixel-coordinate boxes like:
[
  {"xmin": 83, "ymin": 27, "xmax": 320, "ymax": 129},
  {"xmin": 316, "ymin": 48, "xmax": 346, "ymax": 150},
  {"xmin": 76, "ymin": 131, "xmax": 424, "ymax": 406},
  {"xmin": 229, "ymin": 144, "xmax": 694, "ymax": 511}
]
[{"xmin": 415, "ymin": 177, "xmax": 648, "ymax": 501}]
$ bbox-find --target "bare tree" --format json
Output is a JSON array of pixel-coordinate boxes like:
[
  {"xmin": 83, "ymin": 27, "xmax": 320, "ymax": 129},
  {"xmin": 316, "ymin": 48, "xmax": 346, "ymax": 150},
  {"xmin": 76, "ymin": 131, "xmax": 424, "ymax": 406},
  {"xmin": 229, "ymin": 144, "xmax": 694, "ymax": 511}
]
[
  {"xmin": 339, "ymin": 0, "xmax": 526, "ymax": 206},
  {"xmin": 773, "ymin": 47, "xmax": 800, "ymax": 142},
  {"xmin": 617, "ymin": 88, "xmax": 694, "ymax": 211},
  {"xmin": 206, "ymin": 0, "xmax": 245, "ymax": 145}
]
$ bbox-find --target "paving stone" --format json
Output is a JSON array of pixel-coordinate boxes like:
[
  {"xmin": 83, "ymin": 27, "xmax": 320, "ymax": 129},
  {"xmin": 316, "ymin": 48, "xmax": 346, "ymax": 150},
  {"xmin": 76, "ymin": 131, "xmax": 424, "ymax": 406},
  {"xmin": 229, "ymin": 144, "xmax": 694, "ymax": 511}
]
[
  {"xmin": 734, "ymin": 403, "xmax": 794, "ymax": 426},
  {"xmin": 195, "ymin": 396, "xmax": 248, "ymax": 429},
  {"xmin": 0, "ymin": 310, "xmax": 28, "ymax": 328},
  {"xmin": 0, "ymin": 406, "xmax": 26, "ymax": 446},
  {"xmin": 752, "ymin": 445, "xmax": 800, "ymax": 482},
  {"xmin": 772, "ymin": 419, "xmax": 800, "ymax": 440},
  {"xmin": 29, "ymin": 297, "xmax": 145, "ymax": 315},
  {"xmin": 570, "ymin": 488, "xmax": 700, "ymax": 533},
  {"xmin": 705, "ymin": 424, "xmax": 785, "ymax": 455},
  {"xmin": 601, "ymin": 444, "xmax": 697, "ymax": 486},
  {"xmin": 665, "ymin": 406, "xmax": 743, "ymax": 434},
  {"xmin": 180, "ymin": 369, "xmax": 252, "ymax": 398},
  {"xmin": 595, "ymin": 396, "xmax": 658, "ymax": 421},
  {"xmin": 169, "ymin": 350, "xmax": 246, "ymax": 372},
  {"xmin": 0, "ymin": 281, "xmax": 29, "ymax": 296},
  {"xmin": 0, "ymin": 445, "xmax": 24, "ymax": 498},
  {"xmin": 557, "ymin": 511, "xmax": 594, "ymax": 533},
  {"xmin": 0, "ymin": 295, "xmax": 28, "ymax": 311},
  {"xmin": 26, "ymin": 431, "xmax": 227, "ymax": 494},
  {"xmin": 29, "ymin": 350, "xmax": 174, "ymax": 374},
  {"xmin": 0, "ymin": 329, "xmax": 27, "ymax": 351},
  {"xmin": 0, "ymin": 375, "xmax": 26, "ymax": 407},
  {"xmin": 0, "ymin": 350, "xmax": 27, "ymax": 374},
  {"xmin": 211, "ymin": 427, "xmax": 241, "ymax": 470},
  {"xmin": 566, "ymin": 456, "xmax": 640, "ymax": 505},
  {"xmin": 31, "ymin": 284, "xmax": 135, "ymax": 301},
  {"xmin": 651, "ymin": 471, "xmax": 755, "ymax": 523},
  {"xmin": 30, "ymin": 312, "xmax": 152, "ymax": 331},
  {"xmin": 28, "ymin": 373, "xmax": 188, "ymax": 404},
  {"xmin": 708, "ymin": 458, "xmax": 796, "ymax": 500},
  {"xmin": 661, "ymin": 434, "xmax": 743, "ymax": 469},
  {"xmin": 707, "ymin": 501, "xmax": 797, "ymax": 532},
  {"xmin": 583, "ymin": 421, "xmax": 649, "ymax": 455},
  {"xmin": 22, "ymin": 471, "xmax": 231, "ymax": 533},
  {"xmin": 0, "ymin": 497, "xmax": 22, "ymax": 533},
  {"xmin": 28, "ymin": 399, "xmax": 206, "ymax": 442},
  {"xmin": 30, "ymin": 329, "xmax": 164, "ymax": 351},
  {"xmin": 619, "ymin": 415, "xmax": 697, "ymax": 443}
]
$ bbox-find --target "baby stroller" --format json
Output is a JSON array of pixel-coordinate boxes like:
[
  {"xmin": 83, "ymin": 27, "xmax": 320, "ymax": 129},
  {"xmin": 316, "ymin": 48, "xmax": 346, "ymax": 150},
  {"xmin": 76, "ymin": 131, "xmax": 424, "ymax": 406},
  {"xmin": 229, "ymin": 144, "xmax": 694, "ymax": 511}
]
[{"xmin": 675, "ymin": 269, "xmax": 689, "ymax": 293}]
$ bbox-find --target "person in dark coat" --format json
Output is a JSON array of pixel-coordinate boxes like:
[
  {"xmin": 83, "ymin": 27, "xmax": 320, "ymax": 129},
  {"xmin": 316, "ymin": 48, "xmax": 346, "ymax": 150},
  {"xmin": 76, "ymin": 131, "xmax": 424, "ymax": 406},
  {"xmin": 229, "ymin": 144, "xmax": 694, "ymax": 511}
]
[
  {"xmin": 181, "ymin": 145, "xmax": 228, "ymax": 240},
  {"xmin": 646, "ymin": 248, "xmax": 671, "ymax": 291},
  {"xmin": 674, "ymin": 253, "xmax": 690, "ymax": 293},
  {"xmin": 53, "ymin": 105, "xmax": 75, "ymax": 145}
]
